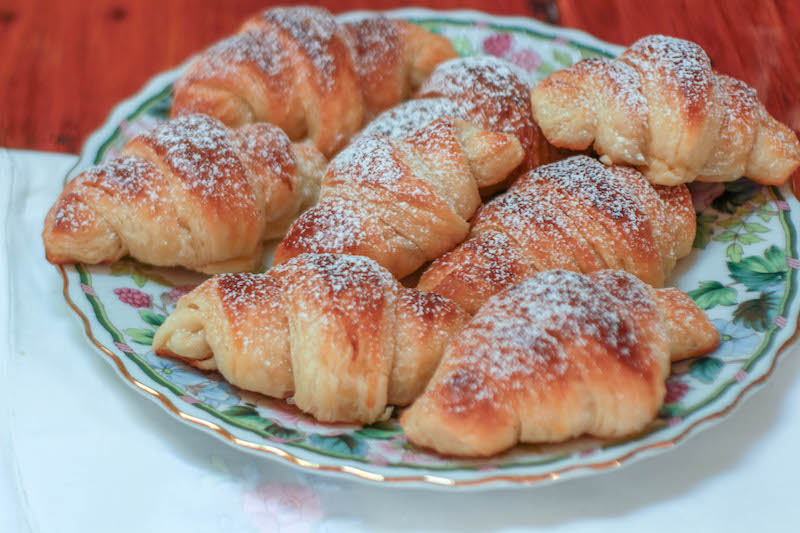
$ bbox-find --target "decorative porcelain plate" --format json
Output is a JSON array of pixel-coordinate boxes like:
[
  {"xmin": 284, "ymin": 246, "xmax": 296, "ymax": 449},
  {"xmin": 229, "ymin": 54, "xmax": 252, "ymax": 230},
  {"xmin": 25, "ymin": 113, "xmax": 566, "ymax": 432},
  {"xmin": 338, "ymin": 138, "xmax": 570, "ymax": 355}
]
[{"xmin": 58, "ymin": 9, "xmax": 800, "ymax": 488}]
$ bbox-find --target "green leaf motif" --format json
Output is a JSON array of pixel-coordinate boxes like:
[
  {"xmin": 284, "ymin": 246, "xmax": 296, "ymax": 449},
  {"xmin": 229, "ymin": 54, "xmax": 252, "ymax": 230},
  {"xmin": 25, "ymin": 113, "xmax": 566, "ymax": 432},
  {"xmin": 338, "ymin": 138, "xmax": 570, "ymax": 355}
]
[
  {"xmin": 693, "ymin": 214, "xmax": 717, "ymax": 249},
  {"xmin": 713, "ymin": 231, "xmax": 736, "ymax": 243},
  {"xmin": 738, "ymin": 234, "xmax": 764, "ymax": 245},
  {"xmin": 450, "ymin": 35, "xmax": 473, "ymax": 57},
  {"xmin": 220, "ymin": 406, "xmax": 301, "ymax": 440},
  {"xmin": 659, "ymin": 403, "xmax": 682, "ymax": 418},
  {"xmin": 726, "ymin": 243, "xmax": 743, "ymax": 263},
  {"xmin": 728, "ymin": 246, "xmax": 787, "ymax": 291},
  {"xmin": 139, "ymin": 310, "xmax": 166, "ymax": 327},
  {"xmin": 355, "ymin": 421, "xmax": 403, "ymax": 440},
  {"xmin": 733, "ymin": 292, "xmax": 777, "ymax": 331},
  {"xmin": 537, "ymin": 61, "xmax": 557, "ymax": 76},
  {"xmin": 711, "ymin": 178, "xmax": 762, "ymax": 214},
  {"xmin": 221, "ymin": 405, "xmax": 268, "ymax": 428},
  {"xmin": 743, "ymin": 223, "xmax": 769, "ymax": 233},
  {"xmin": 148, "ymin": 94, "xmax": 173, "ymax": 119},
  {"xmin": 757, "ymin": 212, "xmax": 773, "ymax": 223},
  {"xmin": 579, "ymin": 48, "xmax": 601, "ymax": 60},
  {"xmin": 131, "ymin": 272, "xmax": 147, "ymax": 288},
  {"xmin": 222, "ymin": 405, "xmax": 259, "ymax": 417},
  {"xmin": 688, "ymin": 281, "xmax": 737, "ymax": 309},
  {"xmin": 264, "ymin": 423, "xmax": 301, "ymax": 441},
  {"xmin": 552, "ymin": 49, "xmax": 574, "ymax": 67},
  {"xmin": 309, "ymin": 434, "xmax": 365, "ymax": 457},
  {"xmin": 125, "ymin": 328, "xmax": 155, "ymax": 345},
  {"xmin": 690, "ymin": 357, "xmax": 724, "ymax": 383},
  {"xmin": 764, "ymin": 246, "xmax": 787, "ymax": 270}
]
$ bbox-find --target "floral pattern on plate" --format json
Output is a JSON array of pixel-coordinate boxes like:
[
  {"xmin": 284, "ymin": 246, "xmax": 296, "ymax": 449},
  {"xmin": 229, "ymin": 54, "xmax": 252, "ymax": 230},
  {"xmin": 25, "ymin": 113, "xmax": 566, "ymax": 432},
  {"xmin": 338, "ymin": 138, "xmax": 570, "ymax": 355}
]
[{"xmin": 59, "ymin": 9, "xmax": 800, "ymax": 487}]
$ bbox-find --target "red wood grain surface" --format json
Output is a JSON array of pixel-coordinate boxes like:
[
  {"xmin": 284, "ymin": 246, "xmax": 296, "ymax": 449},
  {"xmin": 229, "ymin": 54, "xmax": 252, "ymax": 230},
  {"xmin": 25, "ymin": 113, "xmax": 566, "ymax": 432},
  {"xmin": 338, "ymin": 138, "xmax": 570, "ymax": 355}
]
[{"xmin": 1, "ymin": 0, "xmax": 798, "ymax": 160}]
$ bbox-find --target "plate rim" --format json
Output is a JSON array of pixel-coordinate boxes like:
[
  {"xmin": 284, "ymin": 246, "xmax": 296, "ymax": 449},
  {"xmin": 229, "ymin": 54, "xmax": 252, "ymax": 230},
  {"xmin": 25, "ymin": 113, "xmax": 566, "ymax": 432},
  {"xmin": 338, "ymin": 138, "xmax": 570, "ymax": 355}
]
[{"xmin": 55, "ymin": 7, "xmax": 800, "ymax": 489}]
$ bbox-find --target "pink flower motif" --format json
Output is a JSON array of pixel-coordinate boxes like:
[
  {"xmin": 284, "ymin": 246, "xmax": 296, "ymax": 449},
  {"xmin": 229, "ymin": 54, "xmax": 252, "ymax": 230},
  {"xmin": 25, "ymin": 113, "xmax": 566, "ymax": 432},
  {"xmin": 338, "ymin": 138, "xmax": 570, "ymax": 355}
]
[
  {"xmin": 776, "ymin": 200, "xmax": 790, "ymax": 210},
  {"xmin": 787, "ymin": 257, "xmax": 799, "ymax": 269},
  {"xmin": 165, "ymin": 285, "xmax": 196, "ymax": 302},
  {"xmin": 114, "ymin": 287, "xmax": 151, "ymax": 308},
  {"xmin": 118, "ymin": 119, "xmax": 132, "ymax": 137},
  {"xmin": 508, "ymin": 49, "xmax": 542, "ymax": 72},
  {"xmin": 367, "ymin": 439, "xmax": 408, "ymax": 466},
  {"xmin": 114, "ymin": 341, "xmax": 134, "ymax": 354},
  {"xmin": 735, "ymin": 369, "xmax": 748, "ymax": 383},
  {"xmin": 80, "ymin": 283, "xmax": 96, "ymax": 296},
  {"xmin": 664, "ymin": 380, "xmax": 689, "ymax": 403},
  {"xmin": 180, "ymin": 395, "xmax": 201, "ymax": 405},
  {"xmin": 668, "ymin": 416, "xmax": 683, "ymax": 427},
  {"xmin": 483, "ymin": 33, "xmax": 513, "ymax": 57},
  {"xmin": 775, "ymin": 315, "xmax": 787, "ymax": 328},
  {"xmin": 243, "ymin": 483, "xmax": 322, "ymax": 533}
]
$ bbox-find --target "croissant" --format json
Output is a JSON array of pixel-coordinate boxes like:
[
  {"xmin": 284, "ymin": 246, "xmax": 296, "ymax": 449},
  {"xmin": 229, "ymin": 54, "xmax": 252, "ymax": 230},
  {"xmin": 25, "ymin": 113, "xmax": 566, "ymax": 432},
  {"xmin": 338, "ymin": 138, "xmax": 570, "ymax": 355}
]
[
  {"xmin": 171, "ymin": 6, "xmax": 457, "ymax": 156},
  {"xmin": 401, "ymin": 269, "xmax": 720, "ymax": 457},
  {"xmin": 152, "ymin": 253, "xmax": 469, "ymax": 423},
  {"xmin": 418, "ymin": 156, "xmax": 695, "ymax": 313},
  {"xmin": 42, "ymin": 114, "xmax": 326, "ymax": 274},
  {"xmin": 360, "ymin": 56, "xmax": 561, "ymax": 177},
  {"xmin": 273, "ymin": 118, "xmax": 525, "ymax": 279},
  {"xmin": 531, "ymin": 35, "xmax": 800, "ymax": 186}
]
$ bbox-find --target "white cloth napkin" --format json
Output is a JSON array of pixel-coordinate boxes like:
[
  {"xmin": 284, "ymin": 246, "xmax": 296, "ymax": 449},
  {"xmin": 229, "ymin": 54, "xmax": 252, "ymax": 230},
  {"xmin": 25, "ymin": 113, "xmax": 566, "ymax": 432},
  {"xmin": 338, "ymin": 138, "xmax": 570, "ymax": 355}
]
[{"xmin": 2, "ymin": 148, "xmax": 800, "ymax": 533}]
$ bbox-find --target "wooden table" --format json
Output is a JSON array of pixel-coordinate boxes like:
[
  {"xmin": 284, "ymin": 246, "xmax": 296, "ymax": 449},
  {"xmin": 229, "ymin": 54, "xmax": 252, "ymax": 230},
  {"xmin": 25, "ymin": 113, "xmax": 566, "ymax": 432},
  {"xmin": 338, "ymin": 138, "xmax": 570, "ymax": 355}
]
[{"xmin": 1, "ymin": 0, "xmax": 798, "ymax": 156}]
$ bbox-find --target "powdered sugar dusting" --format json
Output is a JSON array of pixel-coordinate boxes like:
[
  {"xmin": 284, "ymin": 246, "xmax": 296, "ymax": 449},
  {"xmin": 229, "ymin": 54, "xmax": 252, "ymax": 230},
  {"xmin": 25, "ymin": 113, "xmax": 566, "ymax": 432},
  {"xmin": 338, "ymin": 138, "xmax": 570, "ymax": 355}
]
[
  {"xmin": 217, "ymin": 272, "xmax": 280, "ymax": 313},
  {"xmin": 276, "ymin": 253, "xmax": 395, "ymax": 295},
  {"xmin": 537, "ymin": 157, "xmax": 644, "ymax": 221},
  {"xmin": 419, "ymin": 55, "xmax": 535, "ymax": 152},
  {"xmin": 282, "ymin": 196, "xmax": 371, "ymax": 253},
  {"xmin": 579, "ymin": 57, "xmax": 647, "ymax": 116},
  {"xmin": 202, "ymin": 29, "xmax": 288, "ymax": 79},
  {"xmin": 230, "ymin": 124, "xmax": 295, "ymax": 192},
  {"xmin": 399, "ymin": 289, "xmax": 458, "ymax": 322},
  {"xmin": 458, "ymin": 229, "xmax": 532, "ymax": 288},
  {"xmin": 345, "ymin": 16, "xmax": 400, "ymax": 84},
  {"xmin": 215, "ymin": 273, "xmax": 286, "ymax": 352},
  {"xmin": 358, "ymin": 98, "xmax": 469, "ymax": 139},
  {"xmin": 326, "ymin": 135, "xmax": 432, "ymax": 201},
  {"xmin": 263, "ymin": 7, "xmax": 342, "ymax": 85},
  {"xmin": 476, "ymin": 190, "xmax": 581, "ymax": 270},
  {"xmin": 622, "ymin": 35, "xmax": 712, "ymax": 108},
  {"xmin": 52, "ymin": 156, "xmax": 162, "ymax": 230},
  {"xmin": 271, "ymin": 253, "xmax": 397, "ymax": 325},
  {"xmin": 142, "ymin": 114, "xmax": 252, "ymax": 207},
  {"xmin": 439, "ymin": 270, "xmax": 651, "ymax": 410},
  {"xmin": 52, "ymin": 192, "xmax": 95, "ymax": 230}
]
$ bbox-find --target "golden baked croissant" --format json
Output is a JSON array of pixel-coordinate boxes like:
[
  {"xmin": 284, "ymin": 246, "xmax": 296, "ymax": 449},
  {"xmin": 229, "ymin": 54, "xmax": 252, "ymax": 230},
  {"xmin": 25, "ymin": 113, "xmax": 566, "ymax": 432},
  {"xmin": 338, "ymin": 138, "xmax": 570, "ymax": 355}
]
[
  {"xmin": 401, "ymin": 269, "xmax": 720, "ymax": 457},
  {"xmin": 171, "ymin": 6, "xmax": 457, "ymax": 156},
  {"xmin": 531, "ymin": 35, "xmax": 800, "ymax": 186},
  {"xmin": 273, "ymin": 118, "xmax": 525, "ymax": 278},
  {"xmin": 42, "ymin": 114, "xmax": 326, "ymax": 274},
  {"xmin": 418, "ymin": 156, "xmax": 695, "ymax": 313},
  {"xmin": 360, "ymin": 56, "xmax": 560, "ymax": 176},
  {"xmin": 152, "ymin": 253, "xmax": 469, "ymax": 423}
]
